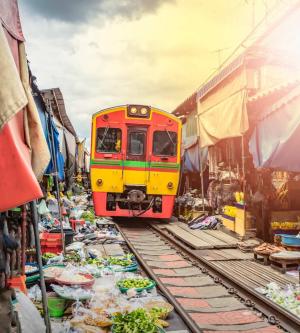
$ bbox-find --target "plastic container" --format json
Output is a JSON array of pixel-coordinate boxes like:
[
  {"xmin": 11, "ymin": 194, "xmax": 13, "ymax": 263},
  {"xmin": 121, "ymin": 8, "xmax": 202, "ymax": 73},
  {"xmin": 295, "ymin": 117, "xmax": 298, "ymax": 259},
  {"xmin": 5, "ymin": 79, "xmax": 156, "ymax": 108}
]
[
  {"xmin": 47, "ymin": 295, "xmax": 66, "ymax": 317},
  {"xmin": 118, "ymin": 279, "xmax": 156, "ymax": 294},
  {"xmin": 110, "ymin": 263, "xmax": 138, "ymax": 273},
  {"xmin": 49, "ymin": 229, "xmax": 74, "ymax": 246},
  {"xmin": 41, "ymin": 245, "xmax": 62, "ymax": 255},
  {"xmin": 280, "ymin": 234, "xmax": 300, "ymax": 246},
  {"xmin": 8, "ymin": 275, "xmax": 27, "ymax": 294}
]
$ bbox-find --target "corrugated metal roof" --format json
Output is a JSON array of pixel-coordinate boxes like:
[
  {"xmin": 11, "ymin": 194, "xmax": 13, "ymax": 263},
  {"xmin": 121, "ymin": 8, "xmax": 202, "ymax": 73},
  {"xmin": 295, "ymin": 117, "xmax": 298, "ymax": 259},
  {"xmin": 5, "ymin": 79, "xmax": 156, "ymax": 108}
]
[
  {"xmin": 41, "ymin": 88, "xmax": 77, "ymax": 139},
  {"xmin": 248, "ymin": 79, "xmax": 300, "ymax": 103}
]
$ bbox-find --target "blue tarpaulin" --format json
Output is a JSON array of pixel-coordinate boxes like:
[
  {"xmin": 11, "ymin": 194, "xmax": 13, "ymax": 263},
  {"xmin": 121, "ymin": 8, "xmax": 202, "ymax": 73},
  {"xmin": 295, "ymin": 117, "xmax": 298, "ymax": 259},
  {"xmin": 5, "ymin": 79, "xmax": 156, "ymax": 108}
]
[
  {"xmin": 183, "ymin": 137, "xmax": 208, "ymax": 173},
  {"xmin": 36, "ymin": 95, "xmax": 65, "ymax": 180},
  {"xmin": 249, "ymin": 86, "xmax": 300, "ymax": 172}
]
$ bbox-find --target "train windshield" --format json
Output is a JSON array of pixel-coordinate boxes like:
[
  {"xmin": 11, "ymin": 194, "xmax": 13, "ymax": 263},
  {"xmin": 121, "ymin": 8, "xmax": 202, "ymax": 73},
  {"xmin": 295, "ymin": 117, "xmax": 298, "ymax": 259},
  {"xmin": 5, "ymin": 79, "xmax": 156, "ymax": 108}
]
[
  {"xmin": 96, "ymin": 127, "xmax": 122, "ymax": 153},
  {"xmin": 128, "ymin": 132, "xmax": 145, "ymax": 155},
  {"xmin": 153, "ymin": 130, "xmax": 177, "ymax": 156}
]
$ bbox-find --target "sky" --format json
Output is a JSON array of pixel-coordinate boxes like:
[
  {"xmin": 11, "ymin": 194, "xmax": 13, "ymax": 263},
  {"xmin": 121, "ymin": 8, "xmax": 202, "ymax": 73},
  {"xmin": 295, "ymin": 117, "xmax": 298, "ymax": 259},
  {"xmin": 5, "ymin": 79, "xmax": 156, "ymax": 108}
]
[{"xmin": 18, "ymin": 0, "xmax": 279, "ymax": 147}]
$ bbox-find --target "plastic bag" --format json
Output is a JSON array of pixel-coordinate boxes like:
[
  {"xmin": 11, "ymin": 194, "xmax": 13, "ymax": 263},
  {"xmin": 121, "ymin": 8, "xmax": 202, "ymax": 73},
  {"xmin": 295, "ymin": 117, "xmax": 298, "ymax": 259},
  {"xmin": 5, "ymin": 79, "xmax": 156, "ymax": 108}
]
[
  {"xmin": 37, "ymin": 200, "xmax": 50, "ymax": 216},
  {"xmin": 15, "ymin": 291, "xmax": 46, "ymax": 333},
  {"xmin": 28, "ymin": 285, "xmax": 42, "ymax": 302}
]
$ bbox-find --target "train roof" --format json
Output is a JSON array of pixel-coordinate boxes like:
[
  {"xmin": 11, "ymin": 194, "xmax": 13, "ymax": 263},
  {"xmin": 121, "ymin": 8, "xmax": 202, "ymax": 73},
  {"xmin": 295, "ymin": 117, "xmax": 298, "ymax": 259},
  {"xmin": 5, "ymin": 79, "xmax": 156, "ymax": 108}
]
[{"xmin": 92, "ymin": 104, "xmax": 180, "ymax": 122}]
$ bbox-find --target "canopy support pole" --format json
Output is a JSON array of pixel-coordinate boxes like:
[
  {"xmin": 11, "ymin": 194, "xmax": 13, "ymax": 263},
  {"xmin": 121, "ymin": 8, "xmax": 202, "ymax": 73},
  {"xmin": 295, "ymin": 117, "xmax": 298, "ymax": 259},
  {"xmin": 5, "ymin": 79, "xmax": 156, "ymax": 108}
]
[
  {"xmin": 199, "ymin": 144, "xmax": 206, "ymax": 213},
  {"xmin": 241, "ymin": 135, "xmax": 246, "ymax": 227},
  {"xmin": 46, "ymin": 99, "xmax": 65, "ymax": 255},
  {"xmin": 30, "ymin": 201, "xmax": 52, "ymax": 333}
]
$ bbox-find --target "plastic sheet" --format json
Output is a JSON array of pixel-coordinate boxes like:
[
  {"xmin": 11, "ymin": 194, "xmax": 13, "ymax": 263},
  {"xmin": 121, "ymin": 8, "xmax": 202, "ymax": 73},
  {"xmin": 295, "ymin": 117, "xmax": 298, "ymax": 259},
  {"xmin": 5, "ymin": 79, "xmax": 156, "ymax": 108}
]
[{"xmin": 15, "ymin": 291, "xmax": 46, "ymax": 333}]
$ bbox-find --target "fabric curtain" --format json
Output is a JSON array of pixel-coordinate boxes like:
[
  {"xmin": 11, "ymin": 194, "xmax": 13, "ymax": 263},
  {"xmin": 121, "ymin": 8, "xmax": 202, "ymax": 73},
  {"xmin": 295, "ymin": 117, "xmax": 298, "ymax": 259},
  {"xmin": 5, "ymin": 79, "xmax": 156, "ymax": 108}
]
[
  {"xmin": 197, "ymin": 68, "xmax": 248, "ymax": 148},
  {"xmin": 64, "ymin": 129, "xmax": 77, "ymax": 188},
  {"xmin": 249, "ymin": 89, "xmax": 300, "ymax": 172},
  {"xmin": 19, "ymin": 43, "xmax": 50, "ymax": 179}
]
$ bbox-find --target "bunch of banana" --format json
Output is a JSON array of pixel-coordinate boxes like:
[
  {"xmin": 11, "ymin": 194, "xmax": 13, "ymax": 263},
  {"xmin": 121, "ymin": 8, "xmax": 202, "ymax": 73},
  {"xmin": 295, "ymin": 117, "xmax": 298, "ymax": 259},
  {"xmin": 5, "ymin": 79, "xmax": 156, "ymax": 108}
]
[{"xmin": 271, "ymin": 221, "xmax": 300, "ymax": 230}]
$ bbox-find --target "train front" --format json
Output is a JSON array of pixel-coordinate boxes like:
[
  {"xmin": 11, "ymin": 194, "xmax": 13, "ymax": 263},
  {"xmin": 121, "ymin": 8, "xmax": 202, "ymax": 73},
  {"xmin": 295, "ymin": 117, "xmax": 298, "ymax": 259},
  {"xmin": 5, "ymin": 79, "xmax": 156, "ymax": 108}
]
[{"xmin": 90, "ymin": 105, "xmax": 181, "ymax": 219}]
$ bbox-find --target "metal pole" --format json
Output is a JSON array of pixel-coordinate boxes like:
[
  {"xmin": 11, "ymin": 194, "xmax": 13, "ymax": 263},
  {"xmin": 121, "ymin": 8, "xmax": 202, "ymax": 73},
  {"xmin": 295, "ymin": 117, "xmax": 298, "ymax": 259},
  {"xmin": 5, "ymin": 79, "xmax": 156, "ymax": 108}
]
[
  {"xmin": 199, "ymin": 146, "xmax": 206, "ymax": 212},
  {"xmin": 21, "ymin": 206, "xmax": 27, "ymax": 276},
  {"xmin": 241, "ymin": 135, "xmax": 247, "ymax": 231},
  {"xmin": 195, "ymin": 107, "xmax": 206, "ymax": 213},
  {"xmin": 46, "ymin": 100, "xmax": 65, "ymax": 254},
  {"xmin": 30, "ymin": 201, "xmax": 52, "ymax": 333}
]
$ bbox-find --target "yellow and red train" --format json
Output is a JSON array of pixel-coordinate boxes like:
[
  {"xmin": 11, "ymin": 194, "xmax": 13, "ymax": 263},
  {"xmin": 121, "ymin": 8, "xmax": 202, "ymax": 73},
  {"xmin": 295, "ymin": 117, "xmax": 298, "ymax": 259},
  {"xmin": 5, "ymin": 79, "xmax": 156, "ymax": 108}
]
[{"xmin": 90, "ymin": 105, "xmax": 181, "ymax": 218}]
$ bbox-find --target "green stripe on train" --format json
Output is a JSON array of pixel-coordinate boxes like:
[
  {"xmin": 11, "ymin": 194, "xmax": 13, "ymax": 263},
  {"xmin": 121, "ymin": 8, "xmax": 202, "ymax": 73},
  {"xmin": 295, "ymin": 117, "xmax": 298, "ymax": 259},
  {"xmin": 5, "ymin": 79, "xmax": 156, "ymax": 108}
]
[{"xmin": 90, "ymin": 159, "xmax": 179, "ymax": 169}]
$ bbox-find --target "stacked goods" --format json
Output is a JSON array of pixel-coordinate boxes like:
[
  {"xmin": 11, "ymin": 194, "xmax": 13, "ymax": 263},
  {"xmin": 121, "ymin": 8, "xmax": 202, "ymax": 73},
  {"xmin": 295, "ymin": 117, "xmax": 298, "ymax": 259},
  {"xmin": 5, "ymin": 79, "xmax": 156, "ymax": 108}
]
[
  {"xmin": 40, "ymin": 233, "xmax": 62, "ymax": 254},
  {"xmin": 271, "ymin": 221, "xmax": 300, "ymax": 230}
]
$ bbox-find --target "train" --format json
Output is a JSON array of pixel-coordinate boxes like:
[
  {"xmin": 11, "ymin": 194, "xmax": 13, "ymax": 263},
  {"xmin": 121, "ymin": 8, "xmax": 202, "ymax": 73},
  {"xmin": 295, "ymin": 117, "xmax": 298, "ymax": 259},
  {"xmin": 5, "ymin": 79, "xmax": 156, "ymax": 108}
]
[{"xmin": 90, "ymin": 104, "xmax": 181, "ymax": 219}]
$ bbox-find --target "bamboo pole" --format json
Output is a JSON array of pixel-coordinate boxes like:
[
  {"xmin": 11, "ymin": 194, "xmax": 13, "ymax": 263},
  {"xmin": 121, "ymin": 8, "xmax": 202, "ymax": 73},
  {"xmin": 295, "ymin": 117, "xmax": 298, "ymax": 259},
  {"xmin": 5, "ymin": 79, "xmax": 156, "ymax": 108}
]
[{"xmin": 30, "ymin": 201, "xmax": 52, "ymax": 333}]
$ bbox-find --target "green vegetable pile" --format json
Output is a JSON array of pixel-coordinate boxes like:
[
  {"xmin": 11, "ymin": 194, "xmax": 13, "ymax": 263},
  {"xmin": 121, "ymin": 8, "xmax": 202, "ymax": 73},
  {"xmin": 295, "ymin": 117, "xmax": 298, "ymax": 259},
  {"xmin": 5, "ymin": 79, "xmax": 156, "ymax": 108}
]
[
  {"xmin": 107, "ymin": 256, "xmax": 133, "ymax": 267},
  {"xmin": 84, "ymin": 258, "xmax": 104, "ymax": 267},
  {"xmin": 42, "ymin": 253, "xmax": 56, "ymax": 260},
  {"xmin": 64, "ymin": 251, "xmax": 81, "ymax": 263},
  {"xmin": 149, "ymin": 307, "xmax": 168, "ymax": 319},
  {"xmin": 112, "ymin": 308, "xmax": 160, "ymax": 333},
  {"xmin": 80, "ymin": 210, "xmax": 95, "ymax": 223},
  {"xmin": 118, "ymin": 277, "xmax": 152, "ymax": 289}
]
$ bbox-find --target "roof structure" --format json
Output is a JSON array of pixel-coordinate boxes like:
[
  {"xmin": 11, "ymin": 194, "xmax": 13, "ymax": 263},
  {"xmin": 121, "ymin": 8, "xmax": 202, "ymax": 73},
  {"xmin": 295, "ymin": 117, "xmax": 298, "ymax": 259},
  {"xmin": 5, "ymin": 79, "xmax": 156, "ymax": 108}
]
[
  {"xmin": 41, "ymin": 88, "xmax": 77, "ymax": 138},
  {"xmin": 173, "ymin": 54, "xmax": 245, "ymax": 117}
]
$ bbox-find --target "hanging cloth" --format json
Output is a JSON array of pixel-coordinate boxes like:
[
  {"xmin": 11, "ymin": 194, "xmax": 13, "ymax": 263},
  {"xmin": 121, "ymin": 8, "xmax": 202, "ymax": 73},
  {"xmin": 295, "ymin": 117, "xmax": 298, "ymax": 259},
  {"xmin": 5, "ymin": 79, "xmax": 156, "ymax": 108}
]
[
  {"xmin": 19, "ymin": 43, "xmax": 50, "ymax": 180},
  {"xmin": 0, "ymin": 24, "xmax": 27, "ymax": 130}
]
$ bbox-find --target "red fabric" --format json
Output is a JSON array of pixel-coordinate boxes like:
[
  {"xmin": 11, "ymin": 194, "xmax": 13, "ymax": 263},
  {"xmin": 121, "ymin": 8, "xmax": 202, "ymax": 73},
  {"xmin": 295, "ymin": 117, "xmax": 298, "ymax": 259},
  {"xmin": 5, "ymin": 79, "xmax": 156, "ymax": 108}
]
[
  {"xmin": 0, "ymin": 0, "xmax": 24, "ymax": 41},
  {"xmin": 0, "ymin": 24, "xmax": 42, "ymax": 212}
]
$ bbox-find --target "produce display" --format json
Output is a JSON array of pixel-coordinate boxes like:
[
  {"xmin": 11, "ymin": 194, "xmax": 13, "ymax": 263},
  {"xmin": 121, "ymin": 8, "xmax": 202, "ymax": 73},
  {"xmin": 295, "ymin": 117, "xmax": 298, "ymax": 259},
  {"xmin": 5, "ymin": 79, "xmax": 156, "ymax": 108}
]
[
  {"xmin": 144, "ymin": 300, "xmax": 174, "ymax": 320},
  {"xmin": 25, "ymin": 264, "xmax": 38, "ymax": 274},
  {"xmin": 42, "ymin": 253, "xmax": 56, "ymax": 260},
  {"xmin": 258, "ymin": 282, "xmax": 300, "ymax": 318},
  {"xmin": 55, "ymin": 271, "xmax": 95, "ymax": 286},
  {"xmin": 107, "ymin": 255, "xmax": 133, "ymax": 267},
  {"xmin": 64, "ymin": 251, "xmax": 82, "ymax": 263},
  {"xmin": 81, "ymin": 210, "xmax": 95, "ymax": 223},
  {"xmin": 112, "ymin": 308, "xmax": 162, "ymax": 333},
  {"xmin": 117, "ymin": 277, "xmax": 153, "ymax": 290},
  {"xmin": 271, "ymin": 221, "xmax": 300, "ymax": 230},
  {"xmin": 43, "ymin": 266, "xmax": 65, "ymax": 279},
  {"xmin": 254, "ymin": 243, "xmax": 285, "ymax": 255}
]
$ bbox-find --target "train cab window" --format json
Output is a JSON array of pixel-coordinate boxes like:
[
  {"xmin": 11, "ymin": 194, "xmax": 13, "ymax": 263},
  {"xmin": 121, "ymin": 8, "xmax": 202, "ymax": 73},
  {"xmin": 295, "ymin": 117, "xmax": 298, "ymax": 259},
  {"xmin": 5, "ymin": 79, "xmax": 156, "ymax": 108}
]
[
  {"xmin": 128, "ymin": 132, "xmax": 145, "ymax": 155},
  {"xmin": 96, "ymin": 128, "xmax": 122, "ymax": 153},
  {"xmin": 153, "ymin": 131, "xmax": 177, "ymax": 156}
]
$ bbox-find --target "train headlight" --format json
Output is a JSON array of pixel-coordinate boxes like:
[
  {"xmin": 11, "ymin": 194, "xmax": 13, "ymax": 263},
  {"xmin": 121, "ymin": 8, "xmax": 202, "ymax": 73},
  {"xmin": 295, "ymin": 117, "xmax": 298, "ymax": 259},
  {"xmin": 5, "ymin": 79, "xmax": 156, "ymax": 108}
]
[
  {"xmin": 167, "ymin": 182, "xmax": 174, "ymax": 189},
  {"xmin": 130, "ymin": 107, "xmax": 137, "ymax": 114},
  {"xmin": 140, "ymin": 107, "xmax": 148, "ymax": 115},
  {"xmin": 96, "ymin": 179, "xmax": 103, "ymax": 186}
]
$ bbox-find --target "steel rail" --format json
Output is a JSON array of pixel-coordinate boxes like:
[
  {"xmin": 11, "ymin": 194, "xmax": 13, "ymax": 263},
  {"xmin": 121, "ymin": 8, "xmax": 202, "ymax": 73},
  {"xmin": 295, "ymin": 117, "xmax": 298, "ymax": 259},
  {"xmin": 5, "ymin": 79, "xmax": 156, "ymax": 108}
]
[
  {"xmin": 115, "ymin": 223, "xmax": 202, "ymax": 333},
  {"xmin": 151, "ymin": 224, "xmax": 300, "ymax": 333}
]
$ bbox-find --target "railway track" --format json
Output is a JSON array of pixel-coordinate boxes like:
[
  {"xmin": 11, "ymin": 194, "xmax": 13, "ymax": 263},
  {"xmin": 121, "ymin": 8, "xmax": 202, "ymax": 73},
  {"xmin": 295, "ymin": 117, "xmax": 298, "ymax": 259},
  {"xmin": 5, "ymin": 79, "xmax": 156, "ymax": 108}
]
[{"xmin": 116, "ymin": 221, "xmax": 300, "ymax": 333}]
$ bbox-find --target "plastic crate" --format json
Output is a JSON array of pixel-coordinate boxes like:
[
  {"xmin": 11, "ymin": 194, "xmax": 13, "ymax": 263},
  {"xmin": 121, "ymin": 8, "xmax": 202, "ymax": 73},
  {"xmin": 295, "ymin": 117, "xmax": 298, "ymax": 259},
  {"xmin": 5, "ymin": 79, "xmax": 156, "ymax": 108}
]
[
  {"xmin": 8, "ymin": 275, "xmax": 27, "ymax": 294},
  {"xmin": 40, "ymin": 232, "xmax": 62, "ymax": 247},
  {"xmin": 41, "ymin": 244, "xmax": 62, "ymax": 255}
]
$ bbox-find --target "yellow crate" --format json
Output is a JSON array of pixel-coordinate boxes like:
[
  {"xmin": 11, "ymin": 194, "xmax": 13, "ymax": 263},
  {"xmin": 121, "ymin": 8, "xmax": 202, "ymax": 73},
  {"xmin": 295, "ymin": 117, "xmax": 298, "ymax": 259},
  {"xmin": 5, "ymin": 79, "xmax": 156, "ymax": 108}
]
[{"xmin": 221, "ymin": 214, "xmax": 235, "ymax": 232}]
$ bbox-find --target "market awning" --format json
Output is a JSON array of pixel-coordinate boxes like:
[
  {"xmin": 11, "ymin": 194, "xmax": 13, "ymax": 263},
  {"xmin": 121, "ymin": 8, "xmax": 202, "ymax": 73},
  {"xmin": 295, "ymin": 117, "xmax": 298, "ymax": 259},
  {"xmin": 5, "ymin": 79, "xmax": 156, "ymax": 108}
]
[
  {"xmin": 249, "ymin": 85, "xmax": 300, "ymax": 172},
  {"xmin": 197, "ymin": 67, "xmax": 248, "ymax": 148}
]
